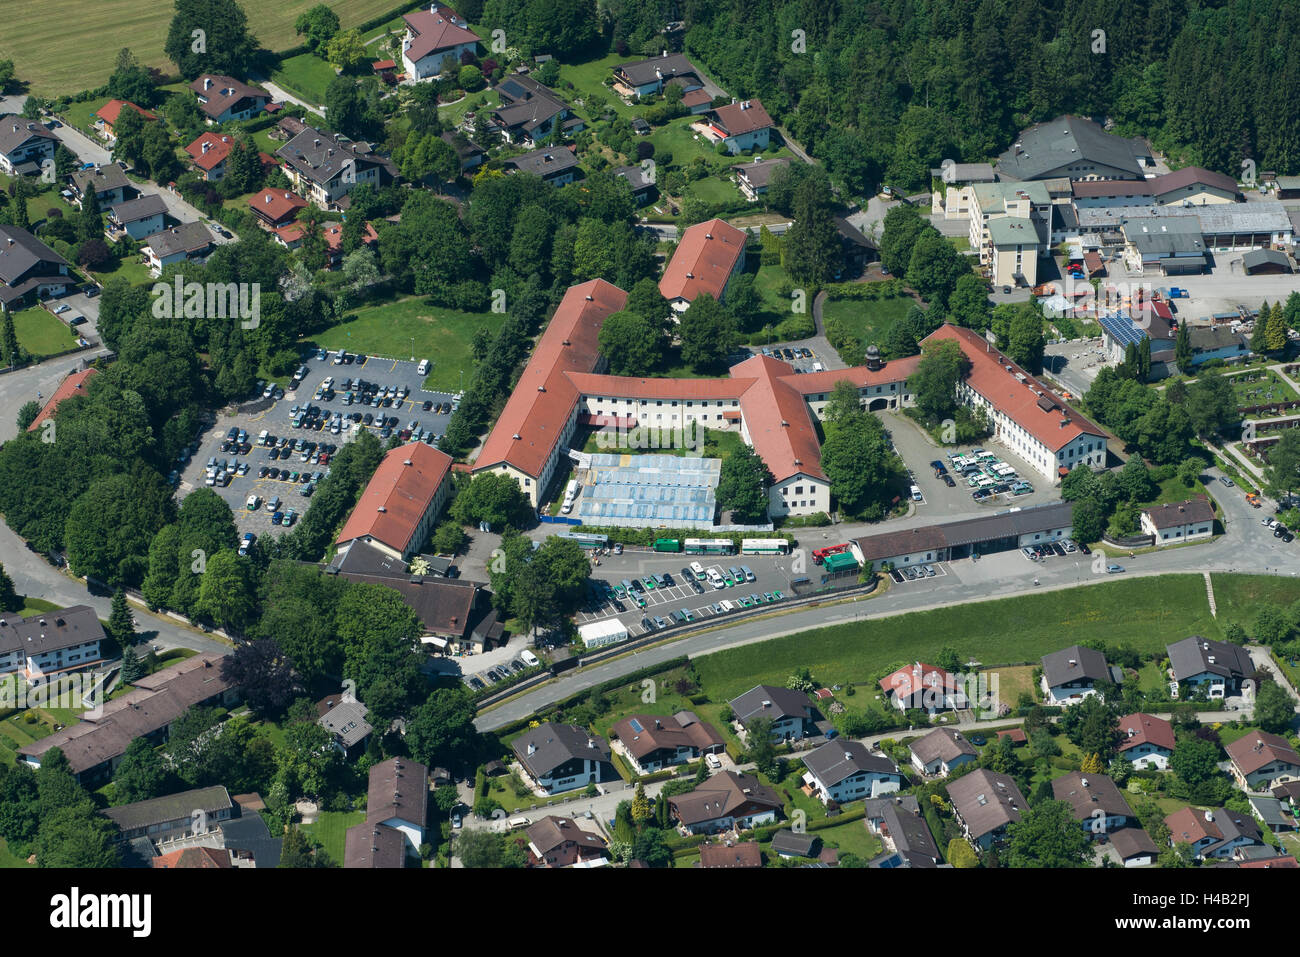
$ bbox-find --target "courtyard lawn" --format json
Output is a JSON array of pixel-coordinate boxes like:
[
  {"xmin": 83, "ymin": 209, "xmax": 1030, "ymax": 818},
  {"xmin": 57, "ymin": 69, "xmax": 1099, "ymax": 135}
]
[
  {"xmin": 694, "ymin": 574, "xmax": 1222, "ymax": 703},
  {"xmin": 11, "ymin": 307, "xmax": 78, "ymax": 358},
  {"xmin": 87, "ymin": 256, "xmax": 155, "ymax": 288},
  {"xmin": 307, "ymin": 297, "xmax": 506, "ymax": 393},
  {"xmin": 987, "ymin": 664, "xmax": 1037, "ymax": 709},
  {"xmin": 803, "ymin": 818, "xmax": 883, "ymax": 861},
  {"xmin": 579, "ymin": 425, "xmax": 747, "ymax": 463},
  {"xmin": 1210, "ymin": 573, "xmax": 1300, "ymax": 625},
  {"xmin": 820, "ymin": 292, "xmax": 917, "ymax": 357},
  {"xmin": 272, "ymin": 53, "xmax": 339, "ymax": 106},
  {"xmin": 301, "ymin": 809, "xmax": 364, "ymax": 864}
]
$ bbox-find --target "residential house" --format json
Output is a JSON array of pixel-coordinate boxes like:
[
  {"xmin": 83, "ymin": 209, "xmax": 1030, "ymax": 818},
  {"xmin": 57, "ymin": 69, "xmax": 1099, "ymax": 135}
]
[
  {"xmin": 800, "ymin": 740, "xmax": 904, "ymax": 805},
  {"xmin": 0, "ymin": 114, "xmax": 58, "ymax": 176},
  {"xmin": 1051, "ymin": 772, "xmax": 1136, "ymax": 837},
  {"xmin": 513, "ymin": 722, "xmax": 613, "ymax": 795},
  {"xmin": 946, "ymin": 768, "xmax": 1027, "ymax": 849},
  {"xmin": 107, "ymin": 194, "xmax": 167, "ymax": 240},
  {"xmin": 909, "ymin": 728, "xmax": 979, "ymax": 777},
  {"xmin": 868, "ymin": 797, "xmax": 942, "ymax": 868},
  {"xmin": 1226, "ymin": 731, "xmax": 1300, "ymax": 791},
  {"xmin": 879, "ymin": 661, "xmax": 967, "ymax": 713},
  {"xmin": 0, "ymin": 605, "xmax": 110, "ymax": 685},
  {"xmin": 142, "ymin": 222, "xmax": 214, "ymax": 274},
  {"xmin": 316, "ymin": 690, "xmax": 373, "ymax": 760},
  {"xmin": 94, "ymin": 99, "xmax": 156, "ymax": 142},
  {"xmin": 770, "ymin": 829, "xmax": 818, "ymax": 859},
  {"xmin": 334, "ymin": 442, "xmax": 453, "ymax": 562},
  {"xmin": 1248, "ymin": 795, "xmax": 1296, "ymax": 834},
  {"xmin": 344, "ymin": 822, "xmax": 408, "ymax": 868},
  {"xmin": 440, "ymin": 130, "xmax": 485, "ymax": 173},
  {"xmin": 1166, "ymin": 635, "xmax": 1254, "ymax": 698},
  {"xmin": 611, "ymin": 164, "xmax": 657, "ymax": 205},
  {"xmin": 1040, "ymin": 644, "xmax": 1115, "ymax": 705},
  {"xmin": 1110, "ymin": 827, "xmax": 1159, "ymax": 867},
  {"xmin": 1116, "ymin": 712, "xmax": 1176, "ymax": 770},
  {"xmin": 1140, "ymin": 497, "xmax": 1215, "ymax": 546},
  {"xmin": 659, "ymin": 218, "xmax": 747, "ymax": 313},
  {"xmin": 26, "ymin": 367, "xmax": 97, "ymax": 435},
  {"xmin": 698, "ymin": 841, "xmax": 762, "ymax": 868},
  {"xmin": 401, "ymin": 5, "xmax": 480, "ymax": 81},
  {"xmin": 1163, "ymin": 806, "xmax": 1264, "ymax": 860},
  {"xmin": 699, "ymin": 99, "xmax": 773, "ymax": 155},
  {"xmin": 668, "ymin": 770, "xmax": 781, "ymax": 834},
  {"xmin": 1150, "ymin": 166, "xmax": 1239, "ymax": 206},
  {"xmin": 1187, "ymin": 326, "xmax": 1251, "ymax": 368},
  {"xmin": 728, "ymin": 684, "xmax": 815, "ymax": 742},
  {"xmin": 0, "ymin": 225, "xmax": 73, "ymax": 311},
  {"xmin": 610, "ymin": 711, "xmax": 725, "ymax": 775},
  {"xmin": 102, "ymin": 786, "xmax": 233, "ymax": 844},
  {"xmin": 732, "ymin": 156, "xmax": 790, "ymax": 201},
  {"xmin": 276, "ymin": 124, "xmax": 396, "ymax": 209},
  {"xmin": 184, "ymin": 132, "xmax": 235, "ymax": 181},
  {"xmin": 69, "ymin": 163, "xmax": 134, "ymax": 208},
  {"xmin": 525, "ymin": 816, "xmax": 609, "ymax": 868},
  {"xmin": 502, "ymin": 146, "xmax": 580, "ymax": 186},
  {"xmin": 365, "ymin": 757, "xmax": 427, "ymax": 853},
  {"xmin": 612, "ymin": 54, "xmax": 705, "ymax": 99},
  {"xmin": 680, "ymin": 89, "xmax": 713, "ymax": 114},
  {"xmin": 995, "ymin": 115, "xmax": 1148, "ymax": 182},
  {"xmin": 190, "ymin": 75, "xmax": 269, "ymax": 123},
  {"xmin": 490, "ymin": 75, "xmax": 576, "ymax": 147},
  {"xmin": 248, "ymin": 188, "xmax": 308, "ymax": 227}
]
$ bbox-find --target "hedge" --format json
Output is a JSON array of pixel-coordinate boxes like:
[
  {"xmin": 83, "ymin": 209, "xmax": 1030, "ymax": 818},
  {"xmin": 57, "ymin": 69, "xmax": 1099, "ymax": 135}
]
[{"xmin": 665, "ymin": 832, "xmax": 710, "ymax": 852}]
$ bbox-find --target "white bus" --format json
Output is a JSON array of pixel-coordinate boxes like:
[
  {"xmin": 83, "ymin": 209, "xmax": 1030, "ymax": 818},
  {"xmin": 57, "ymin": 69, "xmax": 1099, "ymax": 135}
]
[{"xmin": 740, "ymin": 539, "xmax": 789, "ymax": 556}]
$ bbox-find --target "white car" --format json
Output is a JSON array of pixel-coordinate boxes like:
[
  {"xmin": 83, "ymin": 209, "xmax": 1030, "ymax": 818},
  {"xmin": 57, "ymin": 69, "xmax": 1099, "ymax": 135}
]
[{"xmin": 53, "ymin": 304, "xmax": 71, "ymax": 314}]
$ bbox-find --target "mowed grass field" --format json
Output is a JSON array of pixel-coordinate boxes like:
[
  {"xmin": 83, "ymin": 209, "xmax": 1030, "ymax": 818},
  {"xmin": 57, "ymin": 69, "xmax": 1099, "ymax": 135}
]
[
  {"xmin": 694, "ymin": 575, "xmax": 1224, "ymax": 702},
  {"xmin": 11, "ymin": 308, "xmax": 78, "ymax": 358},
  {"xmin": 1, "ymin": 0, "xmax": 408, "ymax": 96}
]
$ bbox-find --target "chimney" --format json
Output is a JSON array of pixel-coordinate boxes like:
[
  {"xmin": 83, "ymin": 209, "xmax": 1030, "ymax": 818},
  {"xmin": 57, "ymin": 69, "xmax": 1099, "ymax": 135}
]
[
  {"xmin": 204, "ymin": 77, "xmax": 213, "ymax": 90},
  {"xmin": 1204, "ymin": 810, "xmax": 1214, "ymax": 823},
  {"xmin": 527, "ymin": 743, "xmax": 536, "ymax": 755},
  {"xmin": 1081, "ymin": 777, "xmax": 1089, "ymax": 788}
]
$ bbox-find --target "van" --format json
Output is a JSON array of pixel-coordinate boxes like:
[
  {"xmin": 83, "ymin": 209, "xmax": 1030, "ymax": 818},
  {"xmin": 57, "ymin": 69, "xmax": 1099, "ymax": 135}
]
[
  {"xmin": 507, "ymin": 816, "xmax": 530, "ymax": 830},
  {"xmin": 621, "ymin": 579, "xmax": 635, "ymax": 597},
  {"xmin": 741, "ymin": 565, "xmax": 756, "ymax": 583},
  {"xmin": 706, "ymin": 754, "xmax": 722, "ymax": 770},
  {"xmin": 417, "ymin": 359, "xmax": 430, "ymax": 376},
  {"xmin": 520, "ymin": 650, "xmax": 540, "ymax": 667},
  {"xmin": 707, "ymin": 569, "xmax": 725, "ymax": 590},
  {"xmin": 727, "ymin": 566, "xmax": 742, "ymax": 584},
  {"xmin": 258, "ymin": 429, "xmax": 269, "ymax": 446},
  {"xmin": 264, "ymin": 496, "xmax": 280, "ymax": 513},
  {"xmin": 812, "ymin": 362, "xmax": 824, "ymax": 373},
  {"xmin": 910, "ymin": 485, "xmax": 923, "ymax": 501},
  {"xmin": 690, "ymin": 561, "xmax": 705, "ymax": 580}
]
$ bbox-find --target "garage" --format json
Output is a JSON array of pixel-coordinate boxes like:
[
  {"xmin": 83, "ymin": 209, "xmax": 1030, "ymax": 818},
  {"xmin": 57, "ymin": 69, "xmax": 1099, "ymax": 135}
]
[{"xmin": 1242, "ymin": 248, "xmax": 1292, "ymax": 276}]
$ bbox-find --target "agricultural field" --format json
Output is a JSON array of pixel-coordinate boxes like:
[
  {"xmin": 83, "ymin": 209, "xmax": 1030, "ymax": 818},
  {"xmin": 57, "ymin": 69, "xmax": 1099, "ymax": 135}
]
[{"xmin": 271, "ymin": 53, "xmax": 341, "ymax": 107}]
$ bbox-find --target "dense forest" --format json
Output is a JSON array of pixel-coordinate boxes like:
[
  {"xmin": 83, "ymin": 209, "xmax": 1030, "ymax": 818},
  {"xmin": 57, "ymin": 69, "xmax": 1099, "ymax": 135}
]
[{"xmin": 477, "ymin": 0, "xmax": 1300, "ymax": 194}]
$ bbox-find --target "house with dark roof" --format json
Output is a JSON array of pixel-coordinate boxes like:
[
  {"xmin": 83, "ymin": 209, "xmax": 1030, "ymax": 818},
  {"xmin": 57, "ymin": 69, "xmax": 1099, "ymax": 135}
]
[
  {"xmin": 0, "ymin": 605, "xmax": 109, "ymax": 684},
  {"xmin": 366, "ymin": 757, "xmax": 427, "ymax": 853},
  {"xmin": 610, "ymin": 711, "xmax": 725, "ymax": 775},
  {"xmin": 0, "ymin": 114, "xmax": 58, "ymax": 176},
  {"xmin": 1166, "ymin": 636, "xmax": 1253, "ymax": 698},
  {"xmin": 1040, "ymin": 644, "xmax": 1116, "ymax": 705},
  {"xmin": 800, "ymin": 740, "xmax": 904, "ymax": 805},
  {"xmin": 513, "ymin": 722, "xmax": 613, "ymax": 795},
  {"xmin": 1052, "ymin": 772, "xmax": 1136, "ymax": 837},
  {"xmin": 276, "ymin": 124, "xmax": 396, "ymax": 209},
  {"xmin": 769, "ymin": 829, "xmax": 818, "ymax": 859},
  {"xmin": 869, "ymin": 797, "xmax": 942, "ymax": 867},
  {"xmin": 344, "ymin": 821, "xmax": 409, "ymax": 868},
  {"xmin": 142, "ymin": 222, "xmax": 214, "ymax": 274},
  {"xmin": 1226, "ymin": 731, "xmax": 1300, "ymax": 791},
  {"xmin": 910, "ymin": 728, "xmax": 978, "ymax": 777},
  {"xmin": 612, "ymin": 53, "xmax": 705, "ymax": 99},
  {"xmin": 728, "ymin": 685, "xmax": 815, "ymax": 742},
  {"xmin": 491, "ymin": 75, "xmax": 577, "ymax": 148},
  {"xmin": 1140, "ymin": 496, "xmax": 1215, "ymax": 546},
  {"xmin": 668, "ymin": 770, "xmax": 782, "ymax": 834},
  {"xmin": 525, "ymin": 816, "xmax": 609, "ymax": 868},
  {"xmin": 1248, "ymin": 795, "xmax": 1296, "ymax": 834},
  {"xmin": 879, "ymin": 662, "xmax": 967, "ymax": 713},
  {"xmin": 190, "ymin": 75, "xmax": 270, "ymax": 123},
  {"xmin": 152, "ymin": 846, "xmax": 233, "ymax": 869},
  {"xmin": 441, "ymin": 130, "xmax": 485, "ymax": 172},
  {"xmin": 1164, "ymin": 806, "xmax": 1264, "ymax": 860},
  {"xmin": 1109, "ymin": 827, "xmax": 1159, "ymax": 866},
  {"xmin": 1150, "ymin": 166, "xmax": 1239, "ymax": 206},
  {"xmin": 0, "ymin": 225, "xmax": 72, "ymax": 311},
  {"xmin": 1187, "ymin": 325, "xmax": 1251, "ymax": 368},
  {"xmin": 1116, "ymin": 712, "xmax": 1175, "ymax": 770},
  {"xmin": 106, "ymin": 194, "xmax": 167, "ymax": 241},
  {"xmin": 334, "ymin": 441, "xmax": 452, "ymax": 561},
  {"xmin": 699, "ymin": 100, "xmax": 773, "ymax": 155},
  {"xmin": 26, "ymin": 368, "xmax": 97, "ymax": 436},
  {"xmin": 1121, "ymin": 216, "xmax": 1207, "ymax": 275},
  {"xmin": 732, "ymin": 156, "xmax": 790, "ymax": 201},
  {"xmin": 660, "ymin": 218, "xmax": 747, "ymax": 312},
  {"xmin": 316, "ymin": 690, "xmax": 373, "ymax": 760},
  {"xmin": 611, "ymin": 164, "xmax": 657, "ymax": 205},
  {"xmin": 946, "ymin": 768, "xmax": 1027, "ymax": 849},
  {"xmin": 699, "ymin": 840, "xmax": 762, "ymax": 868},
  {"xmin": 1242, "ymin": 248, "xmax": 1292, "ymax": 275},
  {"xmin": 102, "ymin": 786, "xmax": 233, "ymax": 844},
  {"xmin": 996, "ymin": 115, "xmax": 1147, "ymax": 182},
  {"xmin": 401, "ymin": 5, "xmax": 480, "ymax": 80},
  {"xmin": 502, "ymin": 145, "xmax": 580, "ymax": 185},
  {"xmin": 69, "ymin": 163, "xmax": 134, "ymax": 208}
]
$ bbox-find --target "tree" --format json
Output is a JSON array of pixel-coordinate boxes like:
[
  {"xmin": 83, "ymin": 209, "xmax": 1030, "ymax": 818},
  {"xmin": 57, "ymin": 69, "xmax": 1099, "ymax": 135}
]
[
  {"xmin": 431, "ymin": 521, "xmax": 468, "ymax": 555},
  {"xmin": 196, "ymin": 549, "xmax": 257, "ymax": 630},
  {"xmin": 879, "ymin": 204, "xmax": 928, "ymax": 277},
  {"xmin": 597, "ymin": 309, "xmax": 665, "ymax": 376},
  {"xmin": 1067, "ymin": 696, "xmax": 1118, "ymax": 760},
  {"xmin": 1254, "ymin": 680, "xmax": 1296, "ymax": 734},
  {"xmin": 1079, "ymin": 752, "xmax": 1105, "ymax": 774},
  {"xmin": 165, "ymin": 0, "xmax": 258, "ymax": 79},
  {"xmin": 948, "ymin": 273, "xmax": 992, "ymax": 330},
  {"xmin": 120, "ymin": 645, "xmax": 145, "ymax": 682},
  {"xmin": 1117, "ymin": 454, "xmax": 1156, "ymax": 502},
  {"xmin": 64, "ymin": 472, "xmax": 173, "ymax": 587},
  {"xmin": 325, "ymin": 75, "xmax": 373, "ymax": 140},
  {"xmin": 631, "ymin": 826, "xmax": 673, "ymax": 867},
  {"xmin": 405, "ymin": 686, "xmax": 481, "ymax": 770},
  {"xmin": 112, "ymin": 738, "xmax": 169, "ymax": 804},
  {"xmin": 716, "ymin": 444, "xmax": 773, "ymax": 524},
  {"xmin": 1005, "ymin": 799, "xmax": 1091, "ymax": 867},
  {"xmin": 15, "ymin": 400, "xmax": 41, "ymax": 431},
  {"xmin": 325, "ymin": 28, "xmax": 367, "ymax": 72},
  {"xmin": 451, "ymin": 472, "xmax": 532, "ymax": 530},
  {"xmin": 220, "ymin": 639, "xmax": 301, "ymax": 717},
  {"xmin": 746, "ymin": 717, "xmax": 778, "ymax": 777},
  {"xmin": 108, "ymin": 588, "xmax": 136, "ymax": 650},
  {"xmin": 821, "ymin": 410, "xmax": 901, "ymax": 519},
  {"xmin": 279, "ymin": 826, "xmax": 334, "ymax": 867},
  {"xmin": 1265, "ymin": 301, "xmax": 1289, "ymax": 352},
  {"xmin": 908, "ymin": 338, "xmax": 966, "ymax": 422},
  {"xmin": 784, "ymin": 179, "xmax": 842, "ymax": 285},
  {"xmin": 1266, "ymin": 429, "xmax": 1300, "ymax": 496},
  {"xmin": 456, "ymin": 828, "xmax": 503, "ymax": 867},
  {"xmin": 36, "ymin": 804, "xmax": 120, "ymax": 868},
  {"xmin": 1174, "ymin": 324, "xmax": 1193, "ymax": 374},
  {"xmin": 906, "ymin": 229, "xmax": 969, "ymax": 312},
  {"xmin": 631, "ymin": 781, "xmax": 652, "ymax": 823},
  {"xmin": 458, "ymin": 65, "xmax": 484, "ymax": 92},
  {"xmin": 677, "ymin": 294, "xmax": 738, "ymax": 372},
  {"xmin": 1170, "ymin": 736, "xmax": 1221, "ymax": 788},
  {"xmin": 294, "ymin": 4, "xmax": 340, "ymax": 51},
  {"xmin": 0, "ymin": 310, "xmax": 19, "ymax": 368},
  {"xmin": 947, "ymin": 838, "xmax": 979, "ymax": 868},
  {"xmin": 1184, "ymin": 371, "xmax": 1238, "ymax": 438}
]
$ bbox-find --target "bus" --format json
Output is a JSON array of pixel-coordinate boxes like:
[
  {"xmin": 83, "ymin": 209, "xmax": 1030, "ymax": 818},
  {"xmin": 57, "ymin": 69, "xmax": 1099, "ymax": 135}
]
[
  {"xmin": 812, "ymin": 543, "xmax": 850, "ymax": 565},
  {"xmin": 741, "ymin": 539, "xmax": 789, "ymax": 556},
  {"xmin": 684, "ymin": 538, "xmax": 735, "ymax": 556},
  {"xmin": 556, "ymin": 530, "xmax": 608, "ymax": 549},
  {"xmin": 652, "ymin": 538, "xmax": 682, "ymax": 553}
]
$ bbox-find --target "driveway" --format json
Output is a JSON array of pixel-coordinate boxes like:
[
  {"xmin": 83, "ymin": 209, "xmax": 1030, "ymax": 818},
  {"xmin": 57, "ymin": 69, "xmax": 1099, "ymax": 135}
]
[{"xmin": 252, "ymin": 76, "xmax": 325, "ymax": 116}]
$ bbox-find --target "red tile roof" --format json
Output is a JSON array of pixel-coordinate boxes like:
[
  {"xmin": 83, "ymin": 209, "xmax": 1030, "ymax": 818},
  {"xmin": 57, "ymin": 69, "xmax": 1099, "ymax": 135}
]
[
  {"xmin": 707, "ymin": 99, "xmax": 774, "ymax": 137},
  {"xmin": 1226, "ymin": 731, "xmax": 1300, "ymax": 776},
  {"xmin": 681, "ymin": 89, "xmax": 713, "ymax": 108},
  {"xmin": 96, "ymin": 99, "xmax": 156, "ymax": 127},
  {"xmin": 248, "ymin": 188, "xmax": 308, "ymax": 224},
  {"xmin": 402, "ymin": 6, "xmax": 480, "ymax": 62},
  {"xmin": 185, "ymin": 132, "xmax": 233, "ymax": 171},
  {"xmin": 474, "ymin": 279, "xmax": 628, "ymax": 477},
  {"xmin": 786, "ymin": 355, "xmax": 923, "ymax": 395},
  {"xmin": 372, "ymin": 60, "xmax": 397, "ymax": 71},
  {"xmin": 27, "ymin": 368, "xmax": 96, "ymax": 433},
  {"xmin": 996, "ymin": 728, "xmax": 1027, "ymax": 744},
  {"xmin": 699, "ymin": 841, "xmax": 762, "ymax": 868},
  {"xmin": 335, "ymin": 442, "xmax": 452, "ymax": 554},
  {"xmin": 151, "ymin": 846, "xmax": 232, "ymax": 868},
  {"xmin": 1117, "ymin": 712, "xmax": 1176, "ymax": 754},
  {"xmin": 565, "ymin": 372, "xmax": 750, "ymax": 402},
  {"xmin": 659, "ymin": 218, "xmax": 746, "ymax": 304},
  {"xmin": 921, "ymin": 324, "xmax": 1107, "ymax": 453},
  {"xmin": 729, "ymin": 353, "xmax": 825, "ymax": 482},
  {"xmin": 879, "ymin": 661, "xmax": 959, "ymax": 699}
]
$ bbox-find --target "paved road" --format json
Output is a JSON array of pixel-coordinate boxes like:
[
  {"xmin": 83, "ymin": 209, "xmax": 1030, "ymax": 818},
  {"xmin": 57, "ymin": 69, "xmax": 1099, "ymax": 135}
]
[
  {"xmin": 0, "ymin": 350, "xmax": 108, "ymax": 443},
  {"xmin": 253, "ymin": 77, "xmax": 325, "ymax": 116}
]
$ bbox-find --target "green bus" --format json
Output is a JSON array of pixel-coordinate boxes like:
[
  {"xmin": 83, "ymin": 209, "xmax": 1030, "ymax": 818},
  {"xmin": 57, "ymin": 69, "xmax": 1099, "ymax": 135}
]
[{"xmin": 653, "ymin": 538, "xmax": 682, "ymax": 553}]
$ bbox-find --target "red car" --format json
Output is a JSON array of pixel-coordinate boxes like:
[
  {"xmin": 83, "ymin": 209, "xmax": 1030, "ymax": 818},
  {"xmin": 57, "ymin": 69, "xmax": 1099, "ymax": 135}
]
[{"xmin": 317, "ymin": 452, "xmax": 329, "ymax": 466}]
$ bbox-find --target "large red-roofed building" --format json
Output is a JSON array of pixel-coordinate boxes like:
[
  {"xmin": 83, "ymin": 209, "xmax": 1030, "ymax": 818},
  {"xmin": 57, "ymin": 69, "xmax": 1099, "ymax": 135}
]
[
  {"xmin": 335, "ymin": 442, "xmax": 453, "ymax": 561},
  {"xmin": 659, "ymin": 218, "xmax": 747, "ymax": 311},
  {"xmin": 28, "ymin": 368, "xmax": 96, "ymax": 434}
]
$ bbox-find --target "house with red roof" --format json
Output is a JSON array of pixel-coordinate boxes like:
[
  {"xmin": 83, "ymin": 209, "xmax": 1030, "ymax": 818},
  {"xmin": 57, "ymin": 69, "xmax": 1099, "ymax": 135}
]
[
  {"xmin": 94, "ymin": 100, "xmax": 156, "ymax": 141},
  {"xmin": 401, "ymin": 5, "xmax": 480, "ymax": 81},
  {"xmin": 184, "ymin": 132, "xmax": 234, "ymax": 181},
  {"xmin": 697, "ymin": 99, "xmax": 774, "ymax": 154},
  {"xmin": 1115, "ymin": 712, "xmax": 1176, "ymax": 770},
  {"xmin": 879, "ymin": 662, "xmax": 968, "ymax": 712},
  {"xmin": 27, "ymin": 368, "xmax": 96, "ymax": 434},
  {"xmin": 335, "ymin": 442, "xmax": 453, "ymax": 561},
  {"xmin": 248, "ymin": 188, "xmax": 308, "ymax": 227},
  {"xmin": 659, "ymin": 218, "xmax": 747, "ymax": 313}
]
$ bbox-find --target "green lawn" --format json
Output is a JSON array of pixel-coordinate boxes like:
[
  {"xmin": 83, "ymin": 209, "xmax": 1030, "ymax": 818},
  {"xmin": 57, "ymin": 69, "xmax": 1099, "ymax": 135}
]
[
  {"xmin": 87, "ymin": 255, "xmax": 155, "ymax": 288},
  {"xmin": 301, "ymin": 809, "xmax": 364, "ymax": 865},
  {"xmin": 440, "ymin": 90, "xmax": 499, "ymax": 131},
  {"xmin": 11, "ymin": 307, "xmax": 78, "ymax": 358},
  {"xmin": 60, "ymin": 99, "xmax": 107, "ymax": 139},
  {"xmin": 1210, "ymin": 574, "xmax": 1300, "ymax": 625},
  {"xmin": 821, "ymin": 292, "xmax": 917, "ymax": 357},
  {"xmin": 561, "ymin": 53, "xmax": 641, "ymax": 121},
  {"xmin": 578, "ymin": 424, "xmax": 747, "ymax": 462},
  {"xmin": 272, "ymin": 53, "xmax": 339, "ymax": 106},
  {"xmin": 307, "ymin": 296, "xmax": 506, "ymax": 393},
  {"xmin": 686, "ymin": 175, "xmax": 739, "ymax": 206},
  {"xmin": 0, "ymin": 837, "xmax": 32, "ymax": 868},
  {"xmin": 1227, "ymin": 368, "xmax": 1299, "ymax": 410},
  {"xmin": 694, "ymin": 574, "xmax": 1223, "ymax": 702},
  {"xmin": 803, "ymin": 819, "xmax": 883, "ymax": 861}
]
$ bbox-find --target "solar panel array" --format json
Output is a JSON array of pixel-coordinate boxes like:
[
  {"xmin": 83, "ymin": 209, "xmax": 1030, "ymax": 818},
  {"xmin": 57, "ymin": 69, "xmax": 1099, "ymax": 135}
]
[
  {"xmin": 1098, "ymin": 312, "xmax": 1149, "ymax": 349},
  {"xmin": 576, "ymin": 454, "xmax": 722, "ymax": 528}
]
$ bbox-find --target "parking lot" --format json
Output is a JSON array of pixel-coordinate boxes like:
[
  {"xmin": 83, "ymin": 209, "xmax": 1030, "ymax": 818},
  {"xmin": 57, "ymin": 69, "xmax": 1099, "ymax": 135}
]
[{"xmin": 175, "ymin": 349, "xmax": 462, "ymax": 542}]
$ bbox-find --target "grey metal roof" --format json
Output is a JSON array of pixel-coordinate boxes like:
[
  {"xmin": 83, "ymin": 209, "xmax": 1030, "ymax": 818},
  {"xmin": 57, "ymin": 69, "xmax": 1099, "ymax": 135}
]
[
  {"xmin": 102, "ymin": 786, "xmax": 231, "ymax": 832},
  {"xmin": 143, "ymin": 221, "xmax": 213, "ymax": 259},
  {"xmin": 220, "ymin": 813, "xmax": 282, "ymax": 868},
  {"xmin": 946, "ymin": 769, "xmax": 1026, "ymax": 840},
  {"xmin": 1041, "ymin": 644, "xmax": 1111, "ymax": 687},
  {"xmin": 1243, "ymin": 248, "xmax": 1291, "ymax": 271},
  {"xmin": 1122, "ymin": 216, "xmax": 1205, "ymax": 257},
  {"xmin": 801, "ymin": 740, "xmax": 899, "ymax": 787},
  {"xmin": 0, "ymin": 605, "xmax": 105, "ymax": 659},
  {"xmin": 732, "ymin": 156, "xmax": 790, "ymax": 189},
  {"xmin": 318, "ymin": 698, "xmax": 373, "ymax": 748},
  {"xmin": 614, "ymin": 54, "xmax": 703, "ymax": 89},
  {"xmin": 996, "ymin": 115, "xmax": 1144, "ymax": 181},
  {"xmin": 0, "ymin": 224, "xmax": 68, "ymax": 285},
  {"xmin": 0, "ymin": 114, "xmax": 57, "ymax": 156},
  {"xmin": 1166, "ymin": 635, "xmax": 1253, "ymax": 682},
  {"xmin": 882, "ymin": 801, "xmax": 940, "ymax": 867},
  {"xmin": 504, "ymin": 147, "xmax": 579, "ymax": 179},
  {"xmin": 852, "ymin": 501, "xmax": 1076, "ymax": 562},
  {"xmin": 109, "ymin": 193, "xmax": 167, "ymax": 224},
  {"xmin": 770, "ymin": 829, "xmax": 817, "ymax": 856},
  {"xmin": 1248, "ymin": 795, "xmax": 1292, "ymax": 829},
  {"xmin": 729, "ymin": 685, "xmax": 812, "ymax": 726},
  {"xmin": 71, "ymin": 163, "xmax": 131, "ymax": 195}
]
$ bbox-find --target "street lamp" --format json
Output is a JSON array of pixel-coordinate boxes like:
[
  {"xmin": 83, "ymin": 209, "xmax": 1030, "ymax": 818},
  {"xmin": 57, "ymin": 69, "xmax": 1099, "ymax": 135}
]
[{"xmin": 410, "ymin": 336, "xmax": 415, "ymax": 361}]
